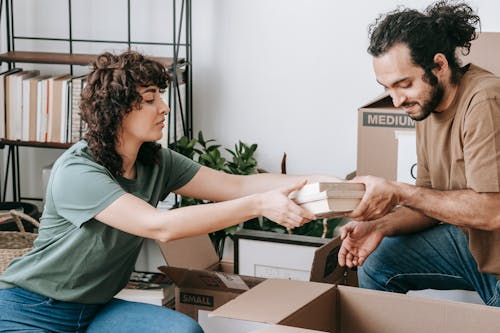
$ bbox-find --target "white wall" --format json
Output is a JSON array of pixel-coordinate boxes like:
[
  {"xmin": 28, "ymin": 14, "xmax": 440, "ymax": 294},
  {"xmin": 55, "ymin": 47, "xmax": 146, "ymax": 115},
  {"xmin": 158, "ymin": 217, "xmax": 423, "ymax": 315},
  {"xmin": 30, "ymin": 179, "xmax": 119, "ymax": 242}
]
[
  {"xmin": 191, "ymin": 0, "xmax": 500, "ymax": 177},
  {"xmin": 2, "ymin": 0, "xmax": 500, "ymax": 203}
]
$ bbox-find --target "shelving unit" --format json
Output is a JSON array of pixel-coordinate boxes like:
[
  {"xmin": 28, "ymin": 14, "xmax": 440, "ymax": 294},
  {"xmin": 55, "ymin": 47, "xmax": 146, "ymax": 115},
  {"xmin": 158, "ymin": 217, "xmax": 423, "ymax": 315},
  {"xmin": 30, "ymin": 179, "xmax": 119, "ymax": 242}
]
[{"xmin": 0, "ymin": 0, "xmax": 193, "ymax": 202}]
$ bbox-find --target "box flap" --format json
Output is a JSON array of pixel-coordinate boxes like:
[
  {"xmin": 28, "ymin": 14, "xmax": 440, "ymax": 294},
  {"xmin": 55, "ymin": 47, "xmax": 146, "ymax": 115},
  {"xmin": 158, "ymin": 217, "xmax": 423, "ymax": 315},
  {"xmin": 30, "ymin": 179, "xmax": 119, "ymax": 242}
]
[
  {"xmin": 210, "ymin": 279, "xmax": 334, "ymax": 325},
  {"xmin": 158, "ymin": 266, "xmax": 264, "ymax": 292},
  {"xmin": 157, "ymin": 234, "xmax": 219, "ymax": 269},
  {"xmin": 359, "ymin": 91, "xmax": 394, "ymax": 109},
  {"xmin": 309, "ymin": 236, "xmax": 346, "ymax": 284},
  {"xmin": 337, "ymin": 285, "xmax": 500, "ymax": 333}
]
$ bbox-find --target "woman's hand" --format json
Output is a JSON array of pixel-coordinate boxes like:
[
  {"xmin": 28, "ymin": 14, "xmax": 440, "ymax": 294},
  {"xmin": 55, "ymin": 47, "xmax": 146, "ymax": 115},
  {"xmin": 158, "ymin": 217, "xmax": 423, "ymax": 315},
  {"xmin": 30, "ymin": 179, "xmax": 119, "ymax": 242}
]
[{"xmin": 256, "ymin": 180, "xmax": 317, "ymax": 229}]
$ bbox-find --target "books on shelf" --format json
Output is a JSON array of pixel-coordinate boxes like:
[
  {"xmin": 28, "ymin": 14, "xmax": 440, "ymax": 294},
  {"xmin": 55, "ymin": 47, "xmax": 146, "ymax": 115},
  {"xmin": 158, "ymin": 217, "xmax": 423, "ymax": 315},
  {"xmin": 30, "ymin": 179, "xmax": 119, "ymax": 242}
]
[
  {"xmin": 115, "ymin": 271, "xmax": 175, "ymax": 307},
  {"xmin": 6, "ymin": 69, "xmax": 40, "ymax": 140},
  {"xmin": 1, "ymin": 67, "xmax": 89, "ymax": 143},
  {"xmin": 290, "ymin": 182, "xmax": 365, "ymax": 218}
]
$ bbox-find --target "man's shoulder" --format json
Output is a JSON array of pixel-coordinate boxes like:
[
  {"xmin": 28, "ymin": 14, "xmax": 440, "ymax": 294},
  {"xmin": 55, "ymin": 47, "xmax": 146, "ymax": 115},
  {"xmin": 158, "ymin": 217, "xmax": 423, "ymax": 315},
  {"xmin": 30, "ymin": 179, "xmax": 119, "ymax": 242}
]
[{"xmin": 462, "ymin": 64, "xmax": 500, "ymax": 101}]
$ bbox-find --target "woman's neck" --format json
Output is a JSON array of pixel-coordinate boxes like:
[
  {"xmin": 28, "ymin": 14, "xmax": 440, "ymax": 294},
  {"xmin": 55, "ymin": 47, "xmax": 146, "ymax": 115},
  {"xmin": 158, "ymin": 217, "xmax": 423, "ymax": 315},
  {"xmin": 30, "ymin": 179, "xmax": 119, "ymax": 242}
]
[{"xmin": 117, "ymin": 139, "xmax": 140, "ymax": 179}]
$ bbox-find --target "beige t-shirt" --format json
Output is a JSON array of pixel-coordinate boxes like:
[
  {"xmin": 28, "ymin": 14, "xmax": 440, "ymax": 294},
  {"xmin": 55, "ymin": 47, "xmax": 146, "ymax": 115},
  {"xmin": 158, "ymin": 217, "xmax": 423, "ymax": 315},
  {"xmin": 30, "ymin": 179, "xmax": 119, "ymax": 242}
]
[{"xmin": 416, "ymin": 64, "xmax": 500, "ymax": 278}]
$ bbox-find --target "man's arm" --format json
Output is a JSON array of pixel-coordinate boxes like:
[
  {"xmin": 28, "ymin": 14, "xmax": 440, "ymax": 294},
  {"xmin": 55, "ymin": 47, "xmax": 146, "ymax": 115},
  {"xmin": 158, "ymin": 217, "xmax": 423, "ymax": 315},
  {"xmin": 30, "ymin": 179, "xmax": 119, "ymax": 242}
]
[{"xmin": 347, "ymin": 175, "xmax": 500, "ymax": 231}]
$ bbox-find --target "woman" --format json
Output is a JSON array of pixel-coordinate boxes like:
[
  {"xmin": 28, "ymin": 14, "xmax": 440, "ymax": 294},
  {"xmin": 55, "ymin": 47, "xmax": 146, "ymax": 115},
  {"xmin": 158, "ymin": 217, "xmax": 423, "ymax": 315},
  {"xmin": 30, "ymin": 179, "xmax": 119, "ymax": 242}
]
[{"xmin": 0, "ymin": 50, "xmax": 331, "ymax": 332}]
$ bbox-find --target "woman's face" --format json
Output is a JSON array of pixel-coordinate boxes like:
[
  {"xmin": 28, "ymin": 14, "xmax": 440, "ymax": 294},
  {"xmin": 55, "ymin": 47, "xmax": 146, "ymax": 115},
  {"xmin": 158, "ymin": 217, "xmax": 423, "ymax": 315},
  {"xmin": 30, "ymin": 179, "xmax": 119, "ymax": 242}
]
[{"xmin": 120, "ymin": 85, "xmax": 170, "ymax": 144}]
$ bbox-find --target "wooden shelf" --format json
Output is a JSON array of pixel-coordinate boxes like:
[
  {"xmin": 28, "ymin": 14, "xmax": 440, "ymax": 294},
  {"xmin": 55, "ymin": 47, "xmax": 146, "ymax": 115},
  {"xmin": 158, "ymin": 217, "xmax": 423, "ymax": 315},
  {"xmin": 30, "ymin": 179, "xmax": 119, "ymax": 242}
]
[
  {"xmin": 0, "ymin": 51, "xmax": 184, "ymax": 68},
  {"xmin": 0, "ymin": 139, "xmax": 72, "ymax": 149}
]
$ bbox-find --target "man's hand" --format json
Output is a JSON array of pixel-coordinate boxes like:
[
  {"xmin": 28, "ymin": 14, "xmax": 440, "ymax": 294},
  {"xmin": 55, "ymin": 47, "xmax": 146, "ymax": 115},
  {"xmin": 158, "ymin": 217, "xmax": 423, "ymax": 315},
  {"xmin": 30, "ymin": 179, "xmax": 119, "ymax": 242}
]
[
  {"xmin": 338, "ymin": 220, "xmax": 385, "ymax": 268},
  {"xmin": 346, "ymin": 175, "xmax": 401, "ymax": 221}
]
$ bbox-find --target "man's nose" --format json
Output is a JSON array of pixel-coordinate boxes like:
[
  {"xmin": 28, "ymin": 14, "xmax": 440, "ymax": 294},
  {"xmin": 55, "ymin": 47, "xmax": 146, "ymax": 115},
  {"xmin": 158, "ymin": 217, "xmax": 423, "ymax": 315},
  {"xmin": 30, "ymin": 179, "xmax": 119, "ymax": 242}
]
[{"xmin": 390, "ymin": 91, "xmax": 406, "ymax": 108}]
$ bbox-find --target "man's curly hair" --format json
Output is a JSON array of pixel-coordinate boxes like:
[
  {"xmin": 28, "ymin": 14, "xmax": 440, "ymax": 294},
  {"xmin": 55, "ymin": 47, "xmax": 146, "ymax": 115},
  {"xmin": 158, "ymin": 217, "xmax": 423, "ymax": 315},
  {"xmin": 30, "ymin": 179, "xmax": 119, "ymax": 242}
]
[
  {"xmin": 80, "ymin": 50, "xmax": 170, "ymax": 177},
  {"xmin": 368, "ymin": 1, "xmax": 480, "ymax": 84}
]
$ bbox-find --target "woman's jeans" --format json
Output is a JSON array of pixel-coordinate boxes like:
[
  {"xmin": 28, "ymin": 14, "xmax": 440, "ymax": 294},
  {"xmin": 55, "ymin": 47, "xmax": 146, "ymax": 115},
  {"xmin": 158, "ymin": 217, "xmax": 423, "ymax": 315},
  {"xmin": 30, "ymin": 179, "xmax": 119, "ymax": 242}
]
[
  {"xmin": 359, "ymin": 223, "xmax": 500, "ymax": 306},
  {"xmin": 0, "ymin": 287, "xmax": 203, "ymax": 333}
]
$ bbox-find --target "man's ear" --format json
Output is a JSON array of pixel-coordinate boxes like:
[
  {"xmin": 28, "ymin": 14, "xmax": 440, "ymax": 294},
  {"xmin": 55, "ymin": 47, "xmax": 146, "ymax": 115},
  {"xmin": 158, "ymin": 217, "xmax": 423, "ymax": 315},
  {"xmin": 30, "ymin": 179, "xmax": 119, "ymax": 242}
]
[{"xmin": 432, "ymin": 53, "xmax": 448, "ymax": 77}]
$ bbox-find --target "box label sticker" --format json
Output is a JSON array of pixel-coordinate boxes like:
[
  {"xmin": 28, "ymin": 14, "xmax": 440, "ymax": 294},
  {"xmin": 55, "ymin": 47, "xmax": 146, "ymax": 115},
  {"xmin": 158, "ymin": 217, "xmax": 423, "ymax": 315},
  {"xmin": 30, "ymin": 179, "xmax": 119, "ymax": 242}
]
[
  {"xmin": 254, "ymin": 264, "xmax": 309, "ymax": 281},
  {"xmin": 214, "ymin": 272, "xmax": 249, "ymax": 290},
  {"xmin": 363, "ymin": 112, "xmax": 415, "ymax": 128},
  {"xmin": 179, "ymin": 291, "xmax": 214, "ymax": 307}
]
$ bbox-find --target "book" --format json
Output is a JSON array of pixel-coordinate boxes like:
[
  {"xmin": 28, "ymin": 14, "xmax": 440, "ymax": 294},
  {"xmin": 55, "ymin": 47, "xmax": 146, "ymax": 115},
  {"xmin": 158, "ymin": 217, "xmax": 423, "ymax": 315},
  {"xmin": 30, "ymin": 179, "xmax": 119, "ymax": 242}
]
[
  {"xmin": 0, "ymin": 68, "xmax": 22, "ymax": 139},
  {"xmin": 115, "ymin": 271, "xmax": 175, "ymax": 306},
  {"xmin": 47, "ymin": 74, "xmax": 72, "ymax": 143},
  {"xmin": 289, "ymin": 182, "xmax": 365, "ymax": 218},
  {"xmin": 69, "ymin": 75, "xmax": 87, "ymax": 143},
  {"xmin": 290, "ymin": 182, "xmax": 365, "ymax": 204},
  {"xmin": 6, "ymin": 70, "xmax": 40, "ymax": 140},
  {"xmin": 300, "ymin": 197, "xmax": 363, "ymax": 218}
]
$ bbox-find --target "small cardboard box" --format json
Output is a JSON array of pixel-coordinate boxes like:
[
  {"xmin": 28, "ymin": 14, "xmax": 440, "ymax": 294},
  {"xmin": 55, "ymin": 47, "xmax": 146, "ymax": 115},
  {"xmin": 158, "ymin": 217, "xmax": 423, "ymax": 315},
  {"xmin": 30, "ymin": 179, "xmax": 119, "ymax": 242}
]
[
  {"xmin": 157, "ymin": 235, "xmax": 265, "ymax": 320},
  {"xmin": 203, "ymin": 278, "xmax": 500, "ymax": 333},
  {"xmin": 357, "ymin": 32, "xmax": 500, "ymax": 181}
]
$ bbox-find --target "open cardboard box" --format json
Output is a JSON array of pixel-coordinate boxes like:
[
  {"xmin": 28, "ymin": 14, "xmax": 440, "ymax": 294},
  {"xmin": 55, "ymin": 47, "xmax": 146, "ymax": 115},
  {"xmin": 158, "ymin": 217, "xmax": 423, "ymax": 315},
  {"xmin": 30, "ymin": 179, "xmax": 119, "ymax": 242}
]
[
  {"xmin": 158, "ymin": 232, "xmax": 355, "ymax": 319},
  {"xmin": 201, "ymin": 278, "xmax": 500, "ymax": 333},
  {"xmin": 157, "ymin": 234, "xmax": 265, "ymax": 319}
]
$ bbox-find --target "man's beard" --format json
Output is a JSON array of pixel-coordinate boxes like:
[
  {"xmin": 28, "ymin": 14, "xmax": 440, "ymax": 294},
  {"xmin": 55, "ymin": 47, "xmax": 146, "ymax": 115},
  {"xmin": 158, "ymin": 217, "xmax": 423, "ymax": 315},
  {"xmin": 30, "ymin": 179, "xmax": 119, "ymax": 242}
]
[{"xmin": 405, "ymin": 80, "xmax": 445, "ymax": 121}]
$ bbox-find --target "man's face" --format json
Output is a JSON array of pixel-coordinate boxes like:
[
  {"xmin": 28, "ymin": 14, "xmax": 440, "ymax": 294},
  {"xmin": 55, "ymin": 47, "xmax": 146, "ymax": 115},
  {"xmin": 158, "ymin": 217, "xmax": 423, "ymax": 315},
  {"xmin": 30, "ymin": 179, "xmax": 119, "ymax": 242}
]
[{"xmin": 373, "ymin": 43, "xmax": 444, "ymax": 121}]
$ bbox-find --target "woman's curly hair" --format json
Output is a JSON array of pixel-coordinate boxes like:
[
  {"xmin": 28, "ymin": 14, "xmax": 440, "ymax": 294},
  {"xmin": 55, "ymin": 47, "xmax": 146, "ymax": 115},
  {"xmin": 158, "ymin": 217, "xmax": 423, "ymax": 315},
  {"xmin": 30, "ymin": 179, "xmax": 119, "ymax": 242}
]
[
  {"xmin": 368, "ymin": 1, "xmax": 480, "ymax": 84},
  {"xmin": 80, "ymin": 50, "xmax": 170, "ymax": 176}
]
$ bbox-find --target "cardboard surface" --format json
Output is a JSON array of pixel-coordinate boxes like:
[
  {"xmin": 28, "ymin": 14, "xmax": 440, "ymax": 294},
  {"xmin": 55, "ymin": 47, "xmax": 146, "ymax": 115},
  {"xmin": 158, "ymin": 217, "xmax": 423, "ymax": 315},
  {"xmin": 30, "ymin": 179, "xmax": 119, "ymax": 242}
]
[
  {"xmin": 157, "ymin": 234, "xmax": 219, "ymax": 270},
  {"xmin": 337, "ymin": 285, "xmax": 500, "ymax": 333},
  {"xmin": 207, "ymin": 279, "xmax": 500, "ymax": 333},
  {"xmin": 356, "ymin": 93, "xmax": 415, "ymax": 180},
  {"xmin": 211, "ymin": 279, "xmax": 336, "ymax": 332},
  {"xmin": 462, "ymin": 32, "xmax": 500, "ymax": 76}
]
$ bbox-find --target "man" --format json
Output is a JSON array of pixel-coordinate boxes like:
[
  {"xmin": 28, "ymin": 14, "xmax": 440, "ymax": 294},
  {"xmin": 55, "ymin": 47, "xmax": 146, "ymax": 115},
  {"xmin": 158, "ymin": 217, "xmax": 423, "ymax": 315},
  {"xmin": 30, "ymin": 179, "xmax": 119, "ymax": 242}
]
[{"xmin": 338, "ymin": 1, "xmax": 500, "ymax": 306}]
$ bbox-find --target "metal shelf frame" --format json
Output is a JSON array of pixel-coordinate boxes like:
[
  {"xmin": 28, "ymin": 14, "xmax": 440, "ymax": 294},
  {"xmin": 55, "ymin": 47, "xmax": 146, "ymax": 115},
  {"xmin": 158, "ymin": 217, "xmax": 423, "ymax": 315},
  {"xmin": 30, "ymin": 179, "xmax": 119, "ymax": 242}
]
[{"xmin": 0, "ymin": 0, "xmax": 193, "ymax": 202}]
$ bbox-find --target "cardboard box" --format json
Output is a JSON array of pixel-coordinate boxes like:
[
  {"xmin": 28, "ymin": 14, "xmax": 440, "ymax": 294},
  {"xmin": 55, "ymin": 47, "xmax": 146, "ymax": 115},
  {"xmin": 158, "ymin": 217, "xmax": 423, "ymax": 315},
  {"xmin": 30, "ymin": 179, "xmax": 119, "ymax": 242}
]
[
  {"xmin": 203, "ymin": 278, "xmax": 500, "ymax": 333},
  {"xmin": 157, "ymin": 234, "xmax": 265, "ymax": 320},
  {"xmin": 356, "ymin": 92, "xmax": 415, "ymax": 180},
  {"xmin": 234, "ymin": 229, "xmax": 357, "ymax": 286},
  {"xmin": 357, "ymin": 32, "xmax": 500, "ymax": 181}
]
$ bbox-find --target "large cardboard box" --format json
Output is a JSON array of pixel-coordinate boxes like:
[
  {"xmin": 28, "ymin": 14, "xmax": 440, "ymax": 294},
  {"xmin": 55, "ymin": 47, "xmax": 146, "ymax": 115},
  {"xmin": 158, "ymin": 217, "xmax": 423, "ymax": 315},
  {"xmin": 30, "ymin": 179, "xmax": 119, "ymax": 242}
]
[
  {"xmin": 203, "ymin": 278, "xmax": 500, "ymax": 333},
  {"xmin": 357, "ymin": 32, "xmax": 500, "ymax": 181},
  {"xmin": 157, "ymin": 235, "xmax": 265, "ymax": 320}
]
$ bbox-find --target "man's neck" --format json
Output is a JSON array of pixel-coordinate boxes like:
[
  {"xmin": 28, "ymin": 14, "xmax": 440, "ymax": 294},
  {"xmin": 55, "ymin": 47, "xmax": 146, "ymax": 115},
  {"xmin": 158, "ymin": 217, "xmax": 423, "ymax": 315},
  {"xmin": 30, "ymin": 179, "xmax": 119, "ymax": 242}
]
[{"xmin": 436, "ymin": 75, "xmax": 459, "ymax": 112}]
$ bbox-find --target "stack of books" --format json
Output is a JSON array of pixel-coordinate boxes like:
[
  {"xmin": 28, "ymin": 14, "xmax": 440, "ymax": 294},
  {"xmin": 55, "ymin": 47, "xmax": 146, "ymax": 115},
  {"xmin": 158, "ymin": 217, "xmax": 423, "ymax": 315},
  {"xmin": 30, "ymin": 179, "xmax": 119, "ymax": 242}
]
[
  {"xmin": 290, "ymin": 182, "xmax": 365, "ymax": 218},
  {"xmin": 115, "ymin": 271, "xmax": 175, "ymax": 308}
]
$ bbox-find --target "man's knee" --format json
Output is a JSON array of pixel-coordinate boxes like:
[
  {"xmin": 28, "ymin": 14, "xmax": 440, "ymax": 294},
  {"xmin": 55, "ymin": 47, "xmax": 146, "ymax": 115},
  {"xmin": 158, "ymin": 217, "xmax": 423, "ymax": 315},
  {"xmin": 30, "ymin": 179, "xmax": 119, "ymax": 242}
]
[{"xmin": 358, "ymin": 236, "xmax": 405, "ymax": 291}]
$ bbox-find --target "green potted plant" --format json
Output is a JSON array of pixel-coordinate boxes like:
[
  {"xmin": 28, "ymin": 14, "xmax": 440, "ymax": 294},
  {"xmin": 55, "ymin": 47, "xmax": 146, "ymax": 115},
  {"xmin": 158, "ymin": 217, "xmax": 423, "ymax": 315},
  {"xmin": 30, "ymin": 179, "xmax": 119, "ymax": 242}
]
[{"xmin": 169, "ymin": 131, "xmax": 345, "ymax": 258}]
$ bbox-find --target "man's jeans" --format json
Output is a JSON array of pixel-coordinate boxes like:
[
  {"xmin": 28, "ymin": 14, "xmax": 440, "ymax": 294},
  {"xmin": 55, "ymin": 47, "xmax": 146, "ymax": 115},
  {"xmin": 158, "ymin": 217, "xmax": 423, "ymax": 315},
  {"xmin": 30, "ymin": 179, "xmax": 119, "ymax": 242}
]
[
  {"xmin": 0, "ymin": 287, "xmax": 204, "ymax": 332},
  {"xmin": 359, "ymin": 223, "xmax": 500, "ymax": 306}
]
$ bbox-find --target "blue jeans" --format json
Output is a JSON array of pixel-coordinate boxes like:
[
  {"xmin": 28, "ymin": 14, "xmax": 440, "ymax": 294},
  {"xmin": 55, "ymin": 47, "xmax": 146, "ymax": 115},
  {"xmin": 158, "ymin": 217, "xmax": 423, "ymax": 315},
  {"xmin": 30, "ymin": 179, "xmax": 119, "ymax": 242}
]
[
  {"xmin": 359, "ymin": 223, "xmax": 500, "ymax": 306},
  {"xmin": 0, "ymin": 287, "xmax": 203, "ymax": 332}
]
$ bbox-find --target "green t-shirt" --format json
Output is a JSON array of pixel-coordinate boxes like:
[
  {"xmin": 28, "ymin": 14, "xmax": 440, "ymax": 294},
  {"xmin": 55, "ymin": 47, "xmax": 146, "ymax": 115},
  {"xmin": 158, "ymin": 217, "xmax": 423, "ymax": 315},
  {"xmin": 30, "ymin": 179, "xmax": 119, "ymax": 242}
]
[{"xmin": 0, "ymin": 141, "xmax": 200, "ymax": 304}]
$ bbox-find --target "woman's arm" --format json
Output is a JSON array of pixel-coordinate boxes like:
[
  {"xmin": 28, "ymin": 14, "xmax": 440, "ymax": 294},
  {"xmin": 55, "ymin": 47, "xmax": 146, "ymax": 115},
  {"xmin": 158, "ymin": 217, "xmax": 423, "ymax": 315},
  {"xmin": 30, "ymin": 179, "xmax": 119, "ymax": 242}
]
[
  {"xmin": 95, "ymin": 180, "xmax": 316, "ymax": 242},
  {"xmin": 175, "ymin": 166, "xmax": 341, "ymax": 202}
]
